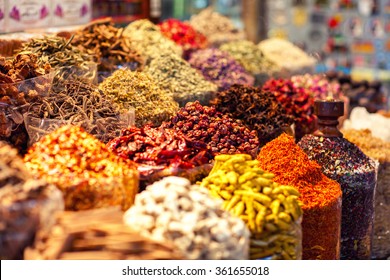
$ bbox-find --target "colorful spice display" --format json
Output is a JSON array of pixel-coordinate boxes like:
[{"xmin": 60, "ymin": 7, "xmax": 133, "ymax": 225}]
[
  {"xmin": 24, "ymin": 125, "xmax": 139, "ymax": 211},
  {"xmin": 263, "ymin": 78, "xmax": 316, "ymax": 140},
  {"xmin": 158, "ymin": 19, "xmax": 208, "ymax": 58},
  {"xmin": 258, "ymin": 38, "xmax": 316, "ymax": 76},
  {"xmin": 164, "ymin": 101, "xmax": 259, "ymax": 158},
  {"xmin": 144, "ymin": 53, "xmax": 217, "ymax": 106},
  {"xmin": 298, "ymin": 134, "xmax": 377, "ymax": 259},
  {"xmin": 210, "ymin": 85, "xmax": 293, "ymax": 147},
  {"xmin": 0, "ymin": 141, "xmax": 63, "ymax": 260},
  {"xmin": 0, "ymin": 52, "xmax": 52, "ymax": 153},
  {"xmin": 342, "ymin": 129, "xmax": 390, "ymax": 260},
  {"xmin": 189, "ymin": 7, "xmax": 246, "ymax": 46},
  {"xmin": 200, "ymin": 154, "xmax": 303, "ymax": 260},
  {"xmin": 25, "ymin": 207, "xmax": 183, "ymax": 260},
  {"xmin": 343, "ymin": 107, "xmax": 390, "ymax": 142},
  {"xmin": 124, "ymin": 176, "xmax": 250, "ymax": 260},
  {"xmin": 188, "ymin": 48, "xmax": 254, "ymax": 90},
  {"xmin": 25, "ymin": 80, "xmax": 131, "ymax": 144},
  {"xmin": 107, "ymin": 125, "xmax": 213, "ymax": 188},
  {"xmin": 98, "ymin": 68, "xmax": 179, "ymax": 127},
  {"xmin": 72, "ymin": 18, "xmax": 144, "ymax": 73},
  {"xmin": 123, "ymin": 19, "xmax": 183, "ymax": 64},
  {"xmin": 257, "ymin": 134, "xmax": 342, "ymax": 260}
]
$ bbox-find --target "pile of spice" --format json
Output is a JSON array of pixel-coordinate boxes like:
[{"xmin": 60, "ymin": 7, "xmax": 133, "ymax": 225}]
[
  {"xmin": 107, "ymin": 125, "xmax": 213, "ymax": 188},
  {"xmin": 343, "ymin": 107, "xmax": 390, "ymax": 142},
  {"xmin": 144, "ymin": 53, "xmax": 217, "ymax": 106},
  {"xmin": 25, "ymin": 80, "xmax": 131, "ymax": 144},
  {"xmin": 326, "ymin": 71, "xmax": 387, "ymax": 113},
  {"xmin": 342, "ymin": 129, "xmax": 390, "ymax": 260},
  {"xmin": 0, "ymin": 141, "xmax": 63, "ymax": 260},
  {"xmin": 263, "ymin": 78, "xmax": 316, "ymax": 140},
  {"xmin": 257, "ymin": 134, "xmax": 342, "ymax": 260},
  {"xmin": 298, "ymin": 134, "xmax": 377, "ymax": 259},
  {"xmin": 98, "ymin": 68, "xmax": 179, "ymax": 127},
  {"xmin": 164, "ymin": 101, "xmax": 259, "ymax": 158},
  {"xmin": 258, "ymin": 38, "xmax": 316, "ymax": 76},
  {"xmin": 189, "ymin": 7, "xmax": 246, "ymax": 46},
  {"xmin": 24, "ymin": 125, "xmax": 139, "ymax": 211},
  {"xmin": 0, "ymin": 52, "xmax": 52, "ymax": 153},
  {"xmin": 158, "ymin": 18, "xmax": 208, "ymax": 58},
  {"xmin": 219, "ymin": 40, "xmax": 272, "ymax": 76},
  {"xmin": 25, "ymin": 207, "xmax": 183, "ymax": 260},
  {"xmin": 188, "ymin": 48, "xmax": 254, "ymax": 90},
  {"xmin": 71, "ymin": 18, "xmax": 144, "ymax": 73},
  {"xmin": 123, "ymin": 19, "xmax": 183, "ymax": 64},
  {"xmin": 124, "ymin": 176, "xmax": 250, "ymax": 260},
  {"xmin": 19, "ymin": 36, "xmax": 96, "ymax": 90},
  {"xmin": 200, "ymin": 154, "xmax": 303, "ymax": 260},
  {"xmin": 210, "ymin": 85, "xmax": 293, "ymax": 147}
]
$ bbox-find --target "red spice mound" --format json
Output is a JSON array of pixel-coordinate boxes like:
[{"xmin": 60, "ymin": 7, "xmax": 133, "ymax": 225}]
[{"xmin": 257, "ymin": 133, "xmax": 341, "ymax": 209}]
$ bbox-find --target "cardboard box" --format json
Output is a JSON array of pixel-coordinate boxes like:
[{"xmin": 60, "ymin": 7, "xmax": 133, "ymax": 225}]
[
  {"xmin": 52, "ymin": 0, "xmax": 91, "ymax": 27},
  {"xmin": 0, "ymin": 0, "xmax": 5, "ymax": 33}
]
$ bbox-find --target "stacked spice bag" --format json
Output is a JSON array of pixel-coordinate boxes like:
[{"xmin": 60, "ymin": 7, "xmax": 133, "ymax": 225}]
[
  {"xmin": 0, "ymin": 141, "xmax": 64, "ymax": 259},
  {"xmin": 24, "ymin": 125, "xmax": 139, "ymax": 211},
  {"xmin": 341, "ymin": 129, "xmax": 390, "ymax": 260},
  {"xmin": 298, "ymin": 100, "xmax": 377, "ymax": 260},
  {"xmin": 200, "ymin": 154, "xmax": 303, "ymax": 260},
  {"xmin": 258, "ymin": 134, "xmax": 342, "ymax": 260}
]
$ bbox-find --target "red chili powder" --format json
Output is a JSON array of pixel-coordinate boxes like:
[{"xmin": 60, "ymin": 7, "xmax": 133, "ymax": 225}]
[{"xmin": 257, "ymin": 133, "xmax": 342, "ymax": 260}]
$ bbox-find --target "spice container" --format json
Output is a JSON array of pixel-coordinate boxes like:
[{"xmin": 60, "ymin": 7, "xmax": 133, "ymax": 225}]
[
  {"xmin": 123, "ymin": 19, "xmax": 183, "ymax": 65},
  {"xmin": 24, "ymin": 125, "xmax": 139, "ymax": 211},
  {"xmin": 188, "ymin": 48, "xmax": 254, "ymax": 91},
  {"xmin": 298, "ymin": 100, "xmax": 377, "ymax": 260},
  {"xmin": 144, "ymin": 53, "xmax": 217, "ymax": 107},
  {"xmin": 98, "ymin": 68, "xmax": 179, "ymax": 127},
  {"xmin": 0, "ymin": 53, "xmax": 53, "ymax": 153},
  {"xmin": 24, "ymin": 80, "xmax": 134, "ymax": 144},
  {"xmin": 164, "ymin": 101, "xmax": 260, "ymax": 158},
  {"xmin": 258, "ymin": 134, "xmax": 342, "ymax": 260},
  {"xmin": 210, "ymin": 85, "xmax": 294, "ymax": 147},
  {"xmin": 263, "ymin": 78, "xmax": 316, "ymax": 140},
  {"xmin": 189, "ymin": 7, "xmax": 246, "ymax": 47},
  {"xmin": 25, "ymin": 207, "xmax": 183, "ymax": 260},
  {"xmin": 200, "ymin": 154, "xmax": 303, "ymax": 260},
  {"xmin": 0, "ymin": 142, "xmax": 64, "ymax": 260},
  {"xmin": 341, "ymin": 129, "xmax": 390, "ymax": 260},
  {"xmin": 124, "ymin": 176, "xmax": 250, "ymax": 260},
  {"xmin": 158, "ymin": 18, "xmax": 208, "ymax": 59},
  {"xmin": 107, "ymin": 125, "xmax": 213, "ymax": 191}
]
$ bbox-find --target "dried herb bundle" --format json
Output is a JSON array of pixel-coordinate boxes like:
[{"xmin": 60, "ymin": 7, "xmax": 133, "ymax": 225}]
[
  {"xmin": 0, "ymin": 52, "xmax": 52, "ymax": 153},
  {"xmin": 72, "ymin": 18, "xmax": 144, "ymax": 72},
  {"xmin": 19, "ymin": 36, "xmax": 96, "ymax": 89},
  {"xmin": 98, "ymin": 68, "xmax": 179, "ymax": 127},
  {"xmin": 26, "ymin": 80, "xmax": 131, "ymax": 143},
  {"xmin": 210, "ymin": 85, "xmax": 293, "ymax": 147},
  {"xmin": 145, "ymin": 53, "xmax": 217, "ymax": 106}
]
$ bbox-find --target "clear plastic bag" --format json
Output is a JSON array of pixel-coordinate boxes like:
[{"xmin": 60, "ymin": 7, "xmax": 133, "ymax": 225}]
[
  {"xmin": 52, "ymin": 62, "xmax": 98, "ymax": 91},
  {"xmin": 0, "ymin": 180, "xmax": 64, "ymax": 260}
]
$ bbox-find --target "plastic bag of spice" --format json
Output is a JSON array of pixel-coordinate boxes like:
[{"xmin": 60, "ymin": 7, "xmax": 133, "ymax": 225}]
[
  {"xmin": 341, "ymin": 129, "xmax": 390, "ymax": 260},
  {"xmin": 24, "ymin": 125, "xmax": 139, "ymax": 211},
  {"xmin": 298, "ymin": 100, "xmax": 377, "ymax": 260},
  {"xmin": 199, "ymin": 154, "xmax": 303, "ymax": 260}
]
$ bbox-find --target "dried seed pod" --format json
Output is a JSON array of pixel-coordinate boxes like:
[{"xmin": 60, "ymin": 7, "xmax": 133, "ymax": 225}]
[
  {"xmin": 200, "ymin": 154, "xmax": 303, "ymax": 260},
  {"xmin": 124, "ymin": 176, "xmax": 250, "ymax": 260}
]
